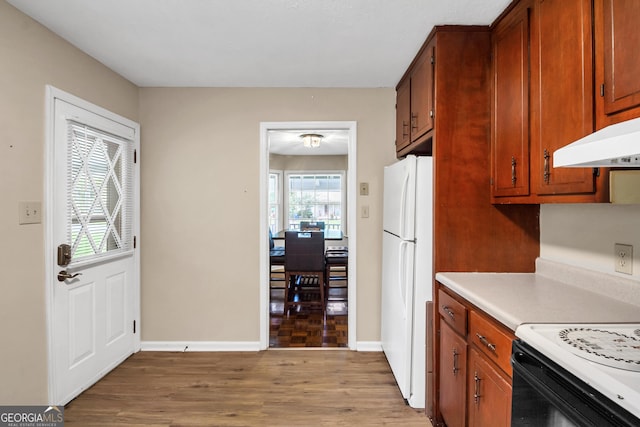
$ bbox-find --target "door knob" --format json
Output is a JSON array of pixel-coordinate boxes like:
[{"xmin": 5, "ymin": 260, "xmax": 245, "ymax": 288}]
[{"xmin": 58, "ymin": 270, "xmax": 82, "ymax": 282}]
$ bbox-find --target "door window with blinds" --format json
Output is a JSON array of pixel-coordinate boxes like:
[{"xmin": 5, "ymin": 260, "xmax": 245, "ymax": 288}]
[{"xmin": 67, "ymin": 121, "xmax": 134, "ymax": 263}]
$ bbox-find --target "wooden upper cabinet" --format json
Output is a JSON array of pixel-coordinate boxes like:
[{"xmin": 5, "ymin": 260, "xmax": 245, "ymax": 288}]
[
  {"xmin": 530, "ymin": 0, "xmax": 596, "ymax": 196},
  {"xmin": 596, "ymin": 0, "xmax": 640, "ymax": 127},
  {"xmin": 410, "ymin": 46, "xmax": 435, "ymax": 142},
  {"xmin": 395, "ymin": 39, "xmax": 435, "ymax": 157},
  {"xmin": 491, "ymin": 0, "xmax": 609, "ymax": 203},
  {"xmin": 395, "ymin": 78, "xmax": 411, "ymax": 153},
  {"xmin": 491, "ymin": 3, "xmax": 531, "ymax": 198}
]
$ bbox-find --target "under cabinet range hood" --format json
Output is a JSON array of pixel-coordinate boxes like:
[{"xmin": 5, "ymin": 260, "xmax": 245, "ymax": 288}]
[{"xmin": 554, "ymin": 117, "xmax": 640, "ymax": 167}]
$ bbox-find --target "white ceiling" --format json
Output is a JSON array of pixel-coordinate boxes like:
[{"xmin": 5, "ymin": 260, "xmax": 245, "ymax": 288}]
[
  {"xmin": 269, "ymin": 129, "xmax": 349, "ymax": 156},
  {"xmin": 8, "ymin": 0, "xmax": 511, "ymax": 88}
]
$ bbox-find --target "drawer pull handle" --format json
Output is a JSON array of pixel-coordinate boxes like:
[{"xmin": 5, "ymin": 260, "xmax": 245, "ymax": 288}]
[
  {"xmin": 476, "ymin": 333, "xmax": 497, "ymax": 352},
  {"xmin": 474, "ymin": 372, "xmax": 481, "ymax": 404},
  {"xmin": 452, "ymin": 348, "xmax": 459, "ymax": 375},
  {"xmin": 442, "ymin": 305, "xmax": 455, "ymax": 320}
]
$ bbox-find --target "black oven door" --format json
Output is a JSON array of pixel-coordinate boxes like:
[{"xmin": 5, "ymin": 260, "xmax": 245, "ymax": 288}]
[{"xmin": 511, "ymin": 340, "xmax": 639, "ymax": 427}]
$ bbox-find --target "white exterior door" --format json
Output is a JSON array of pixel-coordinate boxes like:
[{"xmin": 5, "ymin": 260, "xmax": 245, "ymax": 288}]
[{"xmin": 47, "ymin": 88, "xmax": 139, "ymax": 405}]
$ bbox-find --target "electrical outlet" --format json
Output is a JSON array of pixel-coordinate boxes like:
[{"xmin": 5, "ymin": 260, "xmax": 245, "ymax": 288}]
[
  {"xmin": 614, "ymin": 243, "xmax": 633, "ymax": 275},
  {"xmin": 359, "ymin": 182, "xmax": 369, "ymax": 196}
]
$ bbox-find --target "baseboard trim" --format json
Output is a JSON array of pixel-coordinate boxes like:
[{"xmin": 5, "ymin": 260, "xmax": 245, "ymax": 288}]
[
  {"xmin": 141, "ymin": 340, "xmax": 381, "ymax": 352},
  {"xmin": 356, "ymin": 341, "xmax": 382, "ymax": 352},
  {"xmin": 141, "ymin": 341, "xmax": 261, "ymax": 352}
]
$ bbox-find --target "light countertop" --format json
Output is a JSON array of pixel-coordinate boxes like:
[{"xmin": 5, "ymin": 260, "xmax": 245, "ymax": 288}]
[{"xmin": 435, "ymin": 258, "xmax": 640, "ymax": 331}]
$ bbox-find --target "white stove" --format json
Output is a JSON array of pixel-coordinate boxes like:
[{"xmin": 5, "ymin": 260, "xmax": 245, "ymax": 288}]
[{"xmin": 516, "ymin": 323, "xmax": 640, "ymax": 419}]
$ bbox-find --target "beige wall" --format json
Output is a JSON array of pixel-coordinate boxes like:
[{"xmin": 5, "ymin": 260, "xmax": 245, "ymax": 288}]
[
  {"xmin": 0, "ymin": 2, "xmax": 138, "ymax": 404},
  {"xmin": 138, "ymin": 88, "xmax": 396, "ymax": 343},
  {"xmin": 541, "ymin": 204, "xmax": 640, "ymax": 281}
]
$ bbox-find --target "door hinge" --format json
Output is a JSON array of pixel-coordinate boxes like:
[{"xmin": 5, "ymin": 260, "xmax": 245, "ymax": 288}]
[
  {"xmin": 134, "ymin": 149, "xmax": 137, "ymax": 163},
  {"xmin": 430, "ymin": 55, "xmax": 435, "ymax": 65},
  {"xmin": 133, "ymin": 236, "xmax": 137, "ymax": 249},
  {"xmin": 133, "ymin": 320, "xmax": 136, "ymax": 334},
  {"xmin": 600, "ymin": 83, "xmax": 605, "ymax": 97},
  {"xmin": 593, "ymin": 167, "xmax": 600, "ymax": 177}
]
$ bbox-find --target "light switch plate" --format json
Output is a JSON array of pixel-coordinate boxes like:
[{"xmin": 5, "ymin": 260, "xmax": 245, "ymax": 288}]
[
  {"xmin": 19, "ymin": 201, "xmax": 42, "ymax": 224},
  {"xmin": 359, "ymin": 182, "xmax": 369, "ymax": 196}
]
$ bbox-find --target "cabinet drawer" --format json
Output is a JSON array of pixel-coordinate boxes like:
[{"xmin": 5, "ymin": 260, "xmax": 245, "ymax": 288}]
[
  {"xmin": 438, "ymin": 289, "xmax": 467, "ymax": 336},
  {"xmin": 469, "ymin": 310, "xmax": 513, "ymax": 377}
]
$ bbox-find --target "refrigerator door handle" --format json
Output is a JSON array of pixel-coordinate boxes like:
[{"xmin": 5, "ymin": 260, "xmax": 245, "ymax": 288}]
[
  {"xmin": 399, "ymin": 172, "xmax": 410, "ymax": 239},
  {"xmin": 398, "ymin": 241, "xmax": 408, "ymax": 320}
]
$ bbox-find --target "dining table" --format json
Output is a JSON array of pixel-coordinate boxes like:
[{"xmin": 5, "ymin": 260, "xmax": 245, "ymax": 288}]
[{"xmin": 272, "ymin": 229, "xmax": 344, "ymax": 241}]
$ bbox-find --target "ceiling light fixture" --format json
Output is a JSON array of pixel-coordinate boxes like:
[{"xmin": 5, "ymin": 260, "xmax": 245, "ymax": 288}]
[{"xmin": 300, "ymin": 133, "xmax": 323, "ymax": 148}]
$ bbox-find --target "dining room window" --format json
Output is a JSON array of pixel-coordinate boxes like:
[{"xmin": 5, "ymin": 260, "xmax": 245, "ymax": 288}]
[
  {"xmin": 285, "ymin": 172, "xmax": 344, "ymax": 231},
  {"xmin": 268, "ymin": 171, "xmax": 283, "ymax": 233}
]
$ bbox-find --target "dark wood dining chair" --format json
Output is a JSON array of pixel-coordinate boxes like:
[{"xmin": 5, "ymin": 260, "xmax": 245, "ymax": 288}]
[
  {"xmin": 325, "ymin": 249, "xmax": 348, "ymax": 299},
  {"xmin": 284, "ymin": 231, "xmax": 325, "ymax": 312},
  {"xmin": 269, "ymin": 229, "xmax": 285, "ymax": 287}
]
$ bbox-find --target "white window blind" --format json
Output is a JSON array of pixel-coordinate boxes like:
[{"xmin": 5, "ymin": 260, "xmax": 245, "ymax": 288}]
[{"xmin": 67, "ymin": 120, "xmax": 134, "ymax": 263}]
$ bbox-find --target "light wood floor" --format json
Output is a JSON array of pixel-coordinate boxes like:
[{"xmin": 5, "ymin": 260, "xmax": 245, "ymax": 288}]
[{"xmin": 64, "ymin": 350, "xmax": 431, "ymax": 426}]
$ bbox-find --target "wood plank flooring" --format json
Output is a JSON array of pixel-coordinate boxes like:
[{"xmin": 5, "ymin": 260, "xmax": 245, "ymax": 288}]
[{"xmin": 64, "ymin": 351, "xmax": 431, "ymax": 426}]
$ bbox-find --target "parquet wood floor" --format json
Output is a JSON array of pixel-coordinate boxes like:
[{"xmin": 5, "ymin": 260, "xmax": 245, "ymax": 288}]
[
  {"xmin": 64, "ymin": 351, "xmax": 431, "ymax": 426},
  {"xmin": 270, "ymin": 283, "xmax": 348, "ymax": 348}
]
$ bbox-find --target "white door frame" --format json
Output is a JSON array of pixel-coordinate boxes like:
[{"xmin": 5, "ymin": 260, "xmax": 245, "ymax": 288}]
[
  {"xmin": 44, "ymin": 86, "xmax": 141, "ymax": 403},
  {"xmin": 259, "ymin": 121, "xmax": 357, "ymax": 350}
]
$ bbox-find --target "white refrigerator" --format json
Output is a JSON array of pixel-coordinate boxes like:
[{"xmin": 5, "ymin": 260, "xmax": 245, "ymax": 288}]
[{"xmin": 381, "ymin": 154, "xmax": 433, "ymax": 409}]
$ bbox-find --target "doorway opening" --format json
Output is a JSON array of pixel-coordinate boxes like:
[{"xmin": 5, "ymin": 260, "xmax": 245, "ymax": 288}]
[{"xmin": 259, "ymin": 121, "xmax": 357, "ymax": 349}]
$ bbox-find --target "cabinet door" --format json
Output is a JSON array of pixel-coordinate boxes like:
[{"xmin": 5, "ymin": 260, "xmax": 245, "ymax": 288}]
[
  {"xmin": 531, "ymin": 0, "xmax": 595, "ymax": 196},
  {"xmin": 396, "ymin": 79, "xmax": 411, "ymax": 153},
  {"xmin": 410, "ymin": 42, "xmax": 435, "ymax": 142},
  {"xmin": 467, "ymin": 348, "xmax": 512, "ymax": 427},
  {"xmin": 491, "ymin": 4, "xmax": 530, "ymax": 198},
  {"xmin": 439, "ymin": 320, "xmax": 467, "ymax": 427},
  {"xmin": 601, "ymin": 0, "xmax": 640, "ymax": 116}
]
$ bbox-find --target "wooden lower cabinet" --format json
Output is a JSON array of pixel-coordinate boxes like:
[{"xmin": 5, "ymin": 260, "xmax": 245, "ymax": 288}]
[
  {"xmin": 436, "ymin": 287, "xmax": 514, "ymax": 427},
  {"xmin": 439, "ymin": 321, "xmax": 467, "ymax": 427},
  {"xmin": 467, "ymin": 348, "xmax": 512, "ymax": 427}
]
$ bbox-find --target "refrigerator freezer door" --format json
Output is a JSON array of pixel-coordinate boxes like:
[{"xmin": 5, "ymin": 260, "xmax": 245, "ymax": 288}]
[
  {"xmin": 383, "ymin": 155, "xmax": 417, "ymax": 240},
  {"xmin": 381, "ymin": 231, "xmax": 416, "ymax": 400}
]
